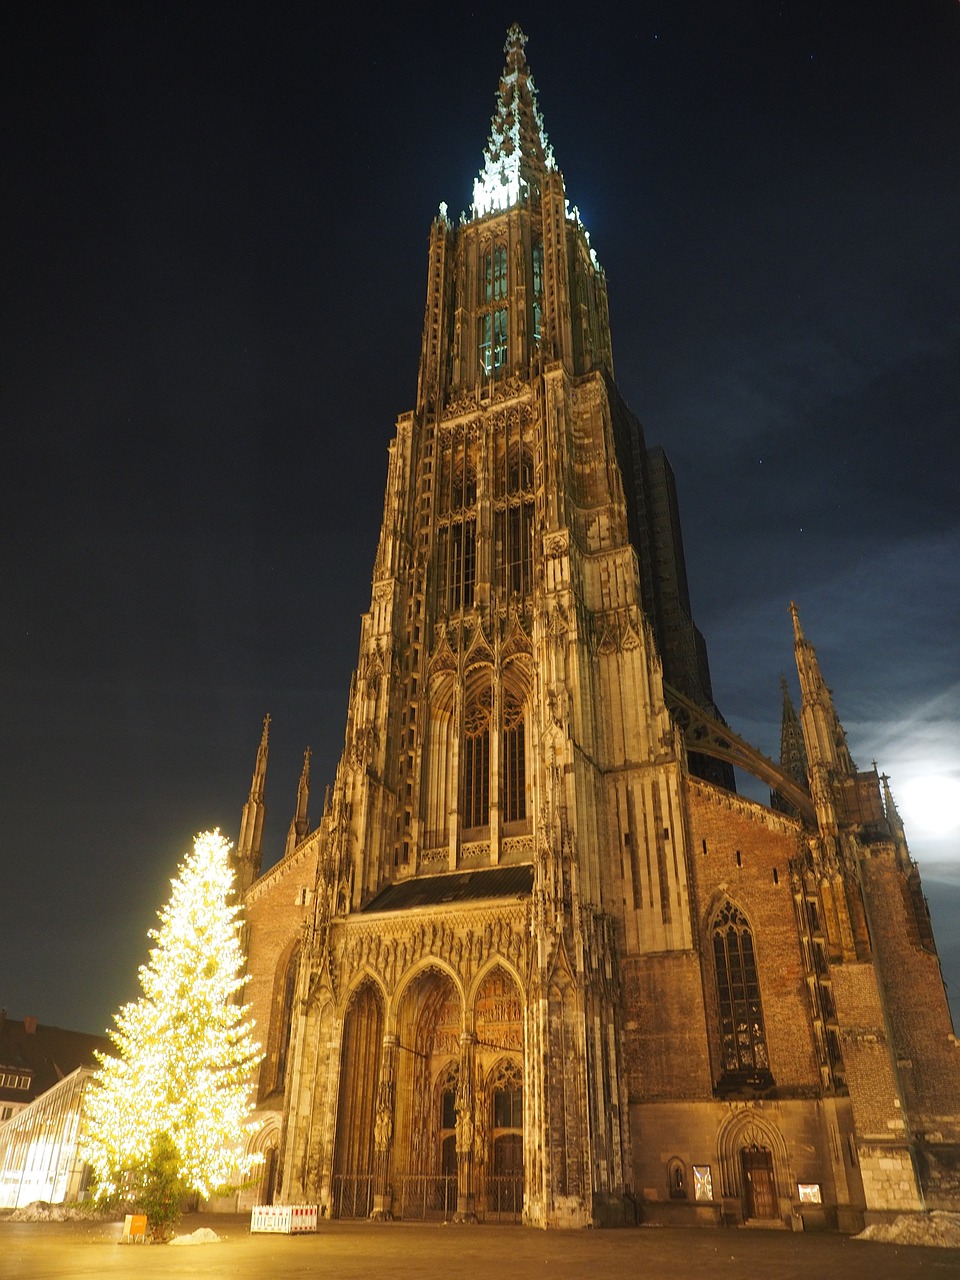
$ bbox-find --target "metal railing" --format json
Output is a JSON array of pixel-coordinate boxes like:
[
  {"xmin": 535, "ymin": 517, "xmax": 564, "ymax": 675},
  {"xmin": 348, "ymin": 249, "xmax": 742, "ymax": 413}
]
[
  {"xmin": 393, "ymin": 1174, "xmax": 458, "ymax": 1221},
  {"xmin": 331, "ymin": 1173, "xmax": 374, "ymax": 1219},
  {"xmin": 483, "ymin": 1174, "xmax": 523, "ymax": 1222}
]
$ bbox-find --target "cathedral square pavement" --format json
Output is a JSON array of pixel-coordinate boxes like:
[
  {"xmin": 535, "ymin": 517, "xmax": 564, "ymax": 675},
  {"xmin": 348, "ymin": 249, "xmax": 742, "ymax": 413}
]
[{"xmin": 1, "ymin": 1216, "xmax": 958, "ymax": 1280}]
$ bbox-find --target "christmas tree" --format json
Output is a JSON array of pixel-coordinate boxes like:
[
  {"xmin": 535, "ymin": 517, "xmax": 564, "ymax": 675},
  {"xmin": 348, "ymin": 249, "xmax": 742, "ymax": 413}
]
[{"xmin": 83, "ymin": 830, "xmax": 263, "ymax": 1230}]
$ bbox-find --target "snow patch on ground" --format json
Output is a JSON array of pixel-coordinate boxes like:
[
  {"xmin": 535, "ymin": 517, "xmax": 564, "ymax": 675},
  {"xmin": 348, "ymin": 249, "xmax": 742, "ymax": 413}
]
[
  {"xmin": 856, "ymin": 1211, "xmax": 960, "ymax": 1248},
  {"xmin": 8, "ymin": 1201, "xmax": 110, "ymax": 1222},
  {"xmin": 169, "ymin": 1227, "xmax": 221, "ymax": 1246}
]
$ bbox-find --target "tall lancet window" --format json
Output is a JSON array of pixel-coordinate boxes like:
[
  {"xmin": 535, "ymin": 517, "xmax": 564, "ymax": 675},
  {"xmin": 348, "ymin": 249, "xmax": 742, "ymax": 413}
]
[
  {"xmin": 461, "ymin": 686, "xmax": 492, "ymax": 829},
  {"xmin": 531, "ymin": 240, "xmax": 543, "ymax": 346},
  {"xmin": 494, "ymin": 443, "xmax": 535, "ymax": 598},
  {"xmin": 479, "ymin": 243, "xmax": 509, "ymax": 378},
  {"xmin": 480, "ymin": 310, "xmax": 509, "ymax": 377},
  {"xmin": 483, "ymin": 245, "xmax": 508, "ymax": 302},
  {"xmin": 436, "ymin": 445, "xmax": 478, "ymax": 612},
  {"xmin": 502, "ymin": 692, "xmax": 526, "ymax": 824},
  {"xmin": 712, "ymin": 902, "xmax": 769, "ymax": 1075}
]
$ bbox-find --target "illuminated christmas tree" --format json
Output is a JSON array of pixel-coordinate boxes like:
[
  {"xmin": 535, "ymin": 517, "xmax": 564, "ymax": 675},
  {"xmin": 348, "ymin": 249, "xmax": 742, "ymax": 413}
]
[{"xmin": 83, "ymin": 830, "xmax": 262, "ymax": 1230}]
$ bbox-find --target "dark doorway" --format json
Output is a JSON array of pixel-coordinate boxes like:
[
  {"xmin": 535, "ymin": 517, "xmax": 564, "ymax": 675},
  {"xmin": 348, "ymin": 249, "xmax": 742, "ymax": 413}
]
[{"xmin": 741, "ymin": 1145, "xmax": 777, "ymax": 1219}]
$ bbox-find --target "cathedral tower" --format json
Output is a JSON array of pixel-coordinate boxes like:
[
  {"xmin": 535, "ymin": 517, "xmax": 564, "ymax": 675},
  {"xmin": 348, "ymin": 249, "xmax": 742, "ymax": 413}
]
[{"xmin": 236, "ymin": 27, "xmax": 960, "ymax": 1230}]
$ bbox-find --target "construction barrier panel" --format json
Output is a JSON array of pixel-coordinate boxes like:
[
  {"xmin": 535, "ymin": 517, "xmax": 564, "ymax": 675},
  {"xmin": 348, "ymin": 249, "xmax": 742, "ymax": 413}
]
[
  {"xmin": 120, "ymin": 1213, "xmax": 148, "ymax": 1243},
  {"xmin": 250, "ymin": 1203, "xmax": 319, "ymax": 1234}
]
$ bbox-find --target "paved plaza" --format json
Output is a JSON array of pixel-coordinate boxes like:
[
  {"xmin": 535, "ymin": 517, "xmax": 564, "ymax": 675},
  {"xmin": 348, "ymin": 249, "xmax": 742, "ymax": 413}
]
[{"xmin": 3, "ymin": 1215, "xmax": 960, "ymax": 1280}]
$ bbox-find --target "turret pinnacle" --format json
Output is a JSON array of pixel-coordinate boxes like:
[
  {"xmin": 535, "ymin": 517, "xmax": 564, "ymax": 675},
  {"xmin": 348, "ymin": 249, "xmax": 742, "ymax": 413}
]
[
  {"xmin": 235, "ymin": 714, "xmax": 270, "ymax": 895},
  {"xmin": 284, "ymin": 746, "xmax": 312, "ymax": 859},
  {"xmin": 472, "ymin": 24, "xmax": 556, "ymax": 218},
  {"xmin": 778, "ymin": 675, "xmax": 808, "ymax": 787},
  {"xmin": 790, "ymin": 604, "xmax": 856, "ymax": 833},
  {"xmin": 881, "ymin": 771, "xmax": 908, "ymax": 841},
  {"xmin": 770, "ymin": 675, "xmax": 810, "ymax": 816}
]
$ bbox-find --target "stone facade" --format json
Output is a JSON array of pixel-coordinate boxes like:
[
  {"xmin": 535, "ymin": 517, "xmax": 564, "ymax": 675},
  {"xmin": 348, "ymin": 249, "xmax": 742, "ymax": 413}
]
[{"xmin": 232, "ymin": 26, "xmax": 960, "ymax": 1230}]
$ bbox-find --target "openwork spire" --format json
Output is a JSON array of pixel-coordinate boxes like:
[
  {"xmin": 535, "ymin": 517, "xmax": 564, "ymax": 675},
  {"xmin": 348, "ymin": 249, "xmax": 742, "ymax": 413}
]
[
  {"xmin": 472, "ymin": 25, "xmax": 556, "ymax": 218},
  {"xmin": 778, "ymin": 675, "xmax": 808, "ymax": 786},
  {"xmin": 235, "ymin": 714, "xmax": 270, "ymax": 894}
]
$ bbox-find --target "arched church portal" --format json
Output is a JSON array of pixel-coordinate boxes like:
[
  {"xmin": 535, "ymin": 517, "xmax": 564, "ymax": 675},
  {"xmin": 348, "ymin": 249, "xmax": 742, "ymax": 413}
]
[
  {"xmin": 391, "ymin": 967, "xmax": 463, "ymax": 1219},
  {"xmin": 331, "ymin": 980, "xmax": 383, "ymax": 1218},
  {"xmin": 474, "ymin": 966, "xmax": 525, "ymax": 1221}
]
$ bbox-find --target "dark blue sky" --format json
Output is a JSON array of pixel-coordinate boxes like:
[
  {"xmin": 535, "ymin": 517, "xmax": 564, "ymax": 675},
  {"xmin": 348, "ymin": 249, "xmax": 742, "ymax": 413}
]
[{"xmin": 3, "ymin": 1, "xmax": 959, "ymax": 1033}]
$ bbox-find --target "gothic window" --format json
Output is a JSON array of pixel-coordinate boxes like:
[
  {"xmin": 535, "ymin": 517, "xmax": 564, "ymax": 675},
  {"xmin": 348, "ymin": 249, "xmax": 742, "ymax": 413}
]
[
  {"xmin": 493, "ymin": 1081, "xmax": 523, "ymax": 1128},
  {"xmin": 461, "ymin": 687, "xmax": 491, "ymax": 829},
  {"xmin": 479, "ymin": 312, "xmax": 492, "ymax": 374},
  {"xmin": 479, "ymin": 243, "xmax": 509, "ymax": 379},
  {"xmin": 459, "ymin": 676, "xmax": 528, "ymax": 835},
  {"xmin": 502, "ymin": 693, "xmax": 526, "ymax": 824},
  {"xmin": 480, "ymin": 308, "xmax": 509, "ymax": 376},
  {"xmin": 531, "ymin": 240, "xmax": 543, "ymax": 345},
  {"xmin": 712, "ymin": 901, "xmax": 770, "ymax": 1075},
  {"xmin": 488, "ymin": 1058, "xmax": 523, "ymax": 1214},
  {"xmin": 436, "ymin": 450, "xmax": 477, "ymax": 612},
  {"xmin": 482, "ymin": 244, "xmax": 508, "ymax": 302},
  {"xmin": 493, "ymin": 444, "xmax": 535, "ymax": 598}
]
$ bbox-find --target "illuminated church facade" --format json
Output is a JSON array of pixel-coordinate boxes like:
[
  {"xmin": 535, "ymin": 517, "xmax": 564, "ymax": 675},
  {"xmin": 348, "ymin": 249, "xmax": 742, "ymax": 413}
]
[{"xmin": 233, "ymin": 27, "xmax": 960, "ymax": 1230}]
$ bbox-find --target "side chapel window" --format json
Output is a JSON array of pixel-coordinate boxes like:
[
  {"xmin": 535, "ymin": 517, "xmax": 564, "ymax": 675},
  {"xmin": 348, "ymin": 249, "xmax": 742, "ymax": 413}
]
[{"xmin": 712, "ymin": 902, "xmax": 769, "ymax": 1075}]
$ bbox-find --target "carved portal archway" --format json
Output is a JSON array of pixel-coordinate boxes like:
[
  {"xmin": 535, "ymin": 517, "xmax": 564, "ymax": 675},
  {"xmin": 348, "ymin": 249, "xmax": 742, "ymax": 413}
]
[
  {"xmin": 716, "ymin": 1108, "xmax": 791, "ymax": 1223},
  {"xmin": 473, "ymin": 965, "xmax": 525, "ymax": 1220},
  {"xmin": 391, "ymin": 966, "xmax": 463, "ymax": 1219},
  {"xmin": 331, "ymin": 980, "xmax": 384, "ymax": 1218}
]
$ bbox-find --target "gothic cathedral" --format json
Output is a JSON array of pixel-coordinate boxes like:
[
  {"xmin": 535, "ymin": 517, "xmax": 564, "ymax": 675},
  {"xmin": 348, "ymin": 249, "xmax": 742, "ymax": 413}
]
[{"xmin": 233, "ymin": 27, "xmax": 960, "ymax": 1230}]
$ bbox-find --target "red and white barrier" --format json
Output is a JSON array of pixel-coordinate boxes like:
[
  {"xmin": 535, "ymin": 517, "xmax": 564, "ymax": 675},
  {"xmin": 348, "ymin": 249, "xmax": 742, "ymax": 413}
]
[{"xmin": 250, "ymin": 1203, "xmax": 319, "ymax": 1234}]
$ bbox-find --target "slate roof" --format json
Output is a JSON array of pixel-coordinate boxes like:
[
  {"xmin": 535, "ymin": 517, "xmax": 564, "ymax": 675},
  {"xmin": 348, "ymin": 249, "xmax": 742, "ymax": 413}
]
[
  {"xmin": 0, "ymin": 1014, "xmax": 111, "ymax": 1106},
  {"xmin": 362, "ymin": 865, "xmax": 534, "ymax": 913}
]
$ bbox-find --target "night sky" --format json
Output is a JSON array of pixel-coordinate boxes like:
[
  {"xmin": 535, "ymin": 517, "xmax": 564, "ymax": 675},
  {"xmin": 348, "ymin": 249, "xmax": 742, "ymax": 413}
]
[{"xmin": 4, "ymin": 2, "xmax": 959, "ymax": 1036}]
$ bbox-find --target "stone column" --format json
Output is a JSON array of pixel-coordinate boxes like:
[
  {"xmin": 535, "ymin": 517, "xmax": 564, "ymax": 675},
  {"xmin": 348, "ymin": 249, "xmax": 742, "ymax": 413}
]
[
  {"xmin": 455, "ymin": 1031, "xmax": 478, "ymax": 1221},
  {"xmin": 371, "ymin": 1033, "xmax": 398, "ymax": 1219}
]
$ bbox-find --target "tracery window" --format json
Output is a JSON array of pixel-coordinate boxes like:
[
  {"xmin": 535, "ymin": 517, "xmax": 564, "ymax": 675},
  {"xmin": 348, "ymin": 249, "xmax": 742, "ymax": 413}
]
[
  {"xmin": 531, "ymin": 240, "xmax": 543, "ymax": 345},
  {"xmin": 479, "ymin": 308, "xmax": 509, "ymax": 376},
  {"xmin": 489, "ymin": 1057, "xmax": 524, "ymax": 1198},
  {"xmin": 479, "ymin": 244, "xmax": 509, "ymax": 378},
  {"xmin": 461, "ymin": 687, "xmax": 491, "ymax": 829},
  {"xmin": 459, "ymin": 678, "xmax": 527, "ymax": 833},
  {"xmin": 436, "ymin": 449, "xmax": 477, "ymax": 611},
  {"xmin": 483, "ymin": 245, "xmax": 508, "ymax": 302},
  {"xmin": 502, "ymin": 693, "xmax": 526, "ymax": 824},
  {"xmin": 493, "ymin": 444, "xmax": 535, "ymax": 598},
  {"xmin": 713, "ymin": 902, "xmax": 769, "ymax": 1074}
]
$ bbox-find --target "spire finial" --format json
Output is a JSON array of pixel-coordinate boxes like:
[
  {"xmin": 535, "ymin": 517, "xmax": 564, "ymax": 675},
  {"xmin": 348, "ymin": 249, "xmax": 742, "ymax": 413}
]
[
  {"xmin": 472, "ymin": 26, "xmax": 557, "ymax": 219},
  {"xmin": 235, "ymin": 714, "xmax": 271, "ymax": 894},
  {"xmin": 251, "ymin": 713, "xmax": 270, "ymax": 802},
  {"xmin": 284, "ymin": 746, "xmax": 312, "ymax": 859},
  {"xmin": 789, "ymin": 601, "xmax": 804, "ymax": 643}
]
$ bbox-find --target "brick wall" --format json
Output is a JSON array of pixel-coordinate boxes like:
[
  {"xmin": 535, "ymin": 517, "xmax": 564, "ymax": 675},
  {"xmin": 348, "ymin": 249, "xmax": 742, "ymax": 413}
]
[
  {"xmin": 621, "ymin": 951, "xmax": 713, "ymax": 1100},
  {"xmin": 685, "ymin": 783, "xmax": 819, "ymax": 1091},
  {"xmin": 243, "ymin": 838, "xmax": 319, "ymax": 1100}
]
